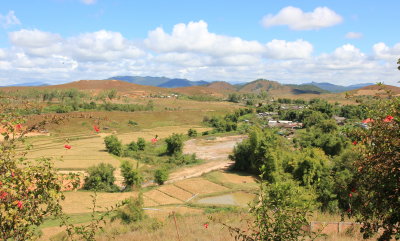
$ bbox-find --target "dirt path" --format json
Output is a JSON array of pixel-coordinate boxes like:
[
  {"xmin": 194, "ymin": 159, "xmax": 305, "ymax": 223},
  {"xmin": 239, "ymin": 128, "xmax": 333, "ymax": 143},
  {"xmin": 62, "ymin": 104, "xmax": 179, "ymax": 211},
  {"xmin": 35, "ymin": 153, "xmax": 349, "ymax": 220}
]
[{"xmin": 166, "ymin": 135, "xmax": 246, "ymax": 183}]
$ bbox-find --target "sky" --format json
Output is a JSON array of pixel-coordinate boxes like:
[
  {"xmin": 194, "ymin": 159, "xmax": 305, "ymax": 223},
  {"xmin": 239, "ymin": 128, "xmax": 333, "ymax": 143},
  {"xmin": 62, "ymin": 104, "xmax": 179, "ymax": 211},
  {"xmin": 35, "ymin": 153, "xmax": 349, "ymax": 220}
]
[{"xmin": 0, "ymin": 0, "xmax": 399, "ymax": 86}]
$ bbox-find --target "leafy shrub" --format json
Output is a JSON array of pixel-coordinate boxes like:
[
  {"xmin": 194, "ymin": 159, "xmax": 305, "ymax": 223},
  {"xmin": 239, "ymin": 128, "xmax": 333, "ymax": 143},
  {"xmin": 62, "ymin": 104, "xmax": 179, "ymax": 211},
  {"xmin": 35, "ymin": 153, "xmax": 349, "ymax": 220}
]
[
  {"xmin": 154, "ymin": 168, "xmax": 169, "ymax": 185},
  {"xmin": 104, "ymin": 135, "xmax": 123, "ymax": 156},
  {"xmin": 128, "ymin": 120, "xmax": 138, "ymax": 126},
  {"xmin": 187, "ymin": 128, "xmax": 197, "ymax": 137},
  {"xmin": 83, "ymin": 163, "xmax": 118, "ymax": 192},
  {"xmin": 127, "ymin": 141, "xmax": 138, "ymax": 152},
  {"xmin": 136, "ymin": 137, "xmax": 146, "ymax": 151},
  {"xmin": 120, "ymin": 160, "xmax": 143, "ymax": 189},
  {"xmin": 165, "ymin": 133, "xmax": 184, "ymax": 155},
  {"xmin": 112, "ymin": 194, "xmax": 145, "ymax": 224}
]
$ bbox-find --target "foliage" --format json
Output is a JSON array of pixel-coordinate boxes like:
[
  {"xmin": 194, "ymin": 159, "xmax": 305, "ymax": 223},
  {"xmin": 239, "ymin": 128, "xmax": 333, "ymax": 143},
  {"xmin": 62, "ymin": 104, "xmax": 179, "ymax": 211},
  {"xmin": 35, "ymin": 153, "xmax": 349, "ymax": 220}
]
[
  {"xmin": 104, "ymin": 135, "xmax": 123, "ymax": 156},
  {"xmin": 120, "ymin": 160, "xmax": 143, "ymax": 189},
  {"xmin": 83, "ymin": 163, "xmax": 118, "ymax": 192},
  {"xmin": 165, "ymin": 133, "xmax": 184, "ymax": 155},
  {"xmin": 112, "ymin": 194, "xmax": 145, "ymax": 224},
  {"xmin": 127, "ymin": 141, "xmax": 138, "ymax": 152},
  {"xmin": 214, "ymin": 180, "xmax": 321, "ymax": 241},
  {"xmin": 154, "ymin": 168, "xmax": 169, "ymax": 185},
  {"xmin": 187, "ymin": 128, "xmax": 198, "ymax": 137},
  {"xmin": 349, "ymin": 96, "xmax": 400, "ymax": 240},
  {"xmin": 227, "ymin": 93, "xmax": 241, "ymax": 103},
  {"xmin": 136, "ymin": 137, "xmax": 146, "ymax": 151},
  {"xmin": 230, "ymin": 127, "xmax": 281, "ymax": 181},
  {"xmin": 0, "ymin": 100, "xmax": 80, "ymax": 240},
  {"xmin": 298, "ymin": 119, "xmax": 347, "ymax": 156}
]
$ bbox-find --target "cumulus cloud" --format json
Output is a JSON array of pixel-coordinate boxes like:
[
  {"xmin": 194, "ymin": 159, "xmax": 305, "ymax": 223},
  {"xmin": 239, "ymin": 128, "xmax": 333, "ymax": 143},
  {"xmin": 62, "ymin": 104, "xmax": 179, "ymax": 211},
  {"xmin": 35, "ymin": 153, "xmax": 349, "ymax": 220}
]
[
  {"xmin": 81, "ymin": 0, "xmax": 96, "ymax": 5},
  {"xmin": 373, "ymin": 42, "xmax": 400, "ymax": 61},
  {"xmin": 0, "ymin": 21, "xmax": 399, "ymax": 87},
  {"xmin": 0, "ymin": 11, "xmax": 21, "ymax": 28},
  {"xmin": 345, "ymin": 32, "xmax": 363, "ymax": 39},
  {"xmin": 145, "ymin": 20, "xmax": 265, "ymax": 57},
  {"xmin": 262, "ymin": 6, "xmax": 343, "ymax": 30},
  {"xmin": 265, "ymin": 39, "xmax": 313, "ymax": 59}
]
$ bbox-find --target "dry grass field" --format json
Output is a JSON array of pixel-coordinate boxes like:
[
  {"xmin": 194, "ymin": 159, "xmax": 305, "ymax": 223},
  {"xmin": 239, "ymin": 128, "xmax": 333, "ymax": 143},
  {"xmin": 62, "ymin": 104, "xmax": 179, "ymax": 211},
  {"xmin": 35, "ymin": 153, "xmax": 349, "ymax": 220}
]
[{"xmin": 174, "ymin": 178, "xmax": 229, "ymax": 195}]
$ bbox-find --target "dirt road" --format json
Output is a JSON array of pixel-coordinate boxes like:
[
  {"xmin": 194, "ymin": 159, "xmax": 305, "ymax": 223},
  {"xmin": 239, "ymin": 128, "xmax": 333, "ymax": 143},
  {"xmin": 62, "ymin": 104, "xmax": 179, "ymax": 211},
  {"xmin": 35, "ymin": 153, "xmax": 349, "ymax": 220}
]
[{"xmin": 166, "ymin": 135, "xmax": 246, "ymax": 183}]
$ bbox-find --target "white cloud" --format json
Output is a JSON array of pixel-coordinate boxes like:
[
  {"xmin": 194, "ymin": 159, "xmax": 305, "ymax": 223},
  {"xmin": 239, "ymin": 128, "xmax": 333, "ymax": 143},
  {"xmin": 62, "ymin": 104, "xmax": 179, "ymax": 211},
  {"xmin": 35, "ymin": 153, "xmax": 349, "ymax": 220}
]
[
  {"xmin": 373, "ymin": 42, "xmax": 400, "ymax": 61},
  {"xmin": 265, "ymin": 39, "xmax": 313, "ymax": 59},
  {"xmin": 145, "ymin": 20, "xmax": 265, "ymax": 57},
  {"xmin": 9, "ymin": 29, "xmax": 62, "ymax": 48},
  {"xmin": 262, "ymin": 6, "xmax": 343, "ymax": 30},
  {"xmin": 345, "ymin": 32, "xmax": 363, "ymax": 39},
  {"xmin": 67, "ymin": 30, "xmax": 145, "ymax": 61},
  {"xmin": 0, "ymin": 21, "xmax": 399, "ymax": 87},
  {"xmin": 81, "ymin": 0, "xmax": 96, "ymax": 5},
  {"xmin": 0, "ymin": 11, "xmax": 21, "ymax": 28}
]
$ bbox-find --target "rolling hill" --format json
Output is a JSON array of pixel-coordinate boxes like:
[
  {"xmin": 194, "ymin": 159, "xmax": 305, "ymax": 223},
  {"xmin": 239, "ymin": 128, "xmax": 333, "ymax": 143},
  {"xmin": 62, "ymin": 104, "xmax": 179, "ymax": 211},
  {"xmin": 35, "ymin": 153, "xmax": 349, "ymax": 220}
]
[
  {"xmin": 106, "ymin": 76, "xmax": 209, "ymax": 88},
  {"xmin": 304, "ymin": 82, "xmax": 374, "ymax": 93}
]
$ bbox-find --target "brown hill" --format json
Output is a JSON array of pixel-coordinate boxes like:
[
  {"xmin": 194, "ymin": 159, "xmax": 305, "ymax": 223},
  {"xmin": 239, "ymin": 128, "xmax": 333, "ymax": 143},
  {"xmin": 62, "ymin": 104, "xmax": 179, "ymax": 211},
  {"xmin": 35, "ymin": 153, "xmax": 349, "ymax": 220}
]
[
  {"xmin": 206, "ymin": 81, "xmax": 237, "ymax": 92},
  {"xmin": 350, "ymin": 84, "xmax": 400, "ymax": 96},
  {"xmin": 171, "ymin": 85, "xmax": 225, "ymax": 97},
  {"xmin": 238, "ymin": 79, "xmax": 285, "ymax": 93},
  {"xmin": 0, "ymin": 79, "xmax": 169, "ymax": 96}
]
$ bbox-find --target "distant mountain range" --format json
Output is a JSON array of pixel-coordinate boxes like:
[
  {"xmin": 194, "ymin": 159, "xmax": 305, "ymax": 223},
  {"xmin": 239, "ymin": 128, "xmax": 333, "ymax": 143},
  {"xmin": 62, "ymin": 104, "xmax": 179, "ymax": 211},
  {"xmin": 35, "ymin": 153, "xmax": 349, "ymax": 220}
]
[
  {"xmin": 2, "ymin": 76, "xmax": 375, "ymax": 94},
  {"xmin": 106, "ymin": 76, "xmax": 209, "ymax": 88},
  {"xmin": 303, "ymin": 82, "xmax": 374, "ymax": 93},
  {"xmin": 0, "ymin": 82, "xmax": 49, "ymax": 87}
]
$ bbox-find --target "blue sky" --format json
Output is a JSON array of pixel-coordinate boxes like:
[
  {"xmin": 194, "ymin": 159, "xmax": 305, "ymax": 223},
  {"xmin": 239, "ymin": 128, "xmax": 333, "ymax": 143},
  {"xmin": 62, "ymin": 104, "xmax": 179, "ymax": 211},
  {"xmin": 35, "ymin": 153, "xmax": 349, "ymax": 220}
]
[{"xmin": 0, "ymin": 0, "xmax": 399, "ymax": 85}]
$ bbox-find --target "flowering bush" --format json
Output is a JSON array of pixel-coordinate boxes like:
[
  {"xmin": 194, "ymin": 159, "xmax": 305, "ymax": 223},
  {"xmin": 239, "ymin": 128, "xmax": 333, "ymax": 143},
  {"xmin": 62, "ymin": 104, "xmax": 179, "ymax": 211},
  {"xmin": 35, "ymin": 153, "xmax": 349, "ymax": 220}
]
[
  {"xmin": 0, "ymin": 101, "xmax": 79, "ymax": 240},
  {"xmin": 350, "ymin": 96, "xmax": 400, "ymax": 240}
]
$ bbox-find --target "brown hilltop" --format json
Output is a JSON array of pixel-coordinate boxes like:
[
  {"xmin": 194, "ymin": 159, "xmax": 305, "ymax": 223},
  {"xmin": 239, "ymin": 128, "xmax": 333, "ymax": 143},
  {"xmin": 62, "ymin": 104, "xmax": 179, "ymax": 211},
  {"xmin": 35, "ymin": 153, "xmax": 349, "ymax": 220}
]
[
  {"xmin": 0, "ymin": 79, "xmax": 168, "ymax": 96},
  {"xmin": 349, "ymin": 84, "xmax": 400, "ymax": 96},
  {"xmin": 206, "ymin": 81, "xmax": 237, "ymax": 92}
]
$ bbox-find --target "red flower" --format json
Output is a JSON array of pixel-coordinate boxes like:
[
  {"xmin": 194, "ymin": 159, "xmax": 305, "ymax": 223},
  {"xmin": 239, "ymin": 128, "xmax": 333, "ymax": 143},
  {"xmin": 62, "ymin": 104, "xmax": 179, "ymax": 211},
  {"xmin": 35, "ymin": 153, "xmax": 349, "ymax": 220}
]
[
  {"xmin": 0, "ymin": 181, "xmax": 2, "ymax": 186},
  {"xmin": 151, "ymin": 138, "xmax": 158, "ymax": 144},
  {"xmin": 352, "ymin": 141, "xmax": 357, "ymax": 145},
  {"xmin": 64, "ymin": 144, "xmax": 72, "ymax": 150},
  {"xmin": 362, "ymin": 118, "xmax": 373, "ymax": 124},
  {"xmin": 383, "ymin": 115, "xmax": 394, "ymax": 122},
  {"xmin": 351, "ymin": 188, "xmax": 356, "ymax": 193},
  {"xmin": 93, "ymin": 125, "xmax": 100, "ymax": 133},
  {"xmin": 17, "ymin": 200, "xmax": 23, "ymax": 209},
  {"xmin": 203, "ymin": 223, "xmax": 208, "ymax": 229},
  {"xmin": 349, "ymin": 193, "xmax": 352, "ymax": 198},
  {"xmin": 0, "ymin": 192, "xmax": 8, "ymax": 200},
  {"xmin": 11, "ymin": 172, "xmax": 14, "ymax": 177},
  {"xmin": 15, "ymin": 124, "xmax": 22, "ymax": 131}
]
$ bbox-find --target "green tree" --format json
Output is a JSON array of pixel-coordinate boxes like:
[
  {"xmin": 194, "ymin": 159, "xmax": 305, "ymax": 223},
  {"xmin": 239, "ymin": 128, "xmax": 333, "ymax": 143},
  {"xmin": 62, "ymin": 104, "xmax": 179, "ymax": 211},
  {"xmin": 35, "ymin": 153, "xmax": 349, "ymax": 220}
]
[
  {"xmin": 165, "ymin": 133, "xmax": 184, "ymax": 155},
  {"xmin": 218, "ymin": 180, "xmax": 320, "ymax": 241},
  {"xmin": 187, "ymin": 128, "xmax": 198, "ymax": 137},
  {"xmin": 107, "ymin": 89, "xmax": 117, "ymax": 100},
  {"xmin": 350, "ymin": 97, "xmax": 400, "ymax": 240},
  {"xmin": 154, "ymin": 168, "xmax": 169, "ymax": 185},
  {"xmin": 120, "ymin": 160, "xmax": 143, "ymax": 189},
  {"xmin": 84, "ymin": 163, "xmax": 118, "ymax": 192},
  {"xmin": 127, "ymin": 141, "xmax": 138, "ymax": 152},
  {"xmin": 104, "ymin": 135, "xmax": 123, "ymax": 156},
  {"xmin": 112, "ymin": 194, "xmax": 145, "ymax": 224},
  {"xmin": 137, "ymin": 137, "xmax": 146, "ymax": 151},
  {"xmin": 228, "ymin": 93, "xmax": 241, "ymax": 103}
]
